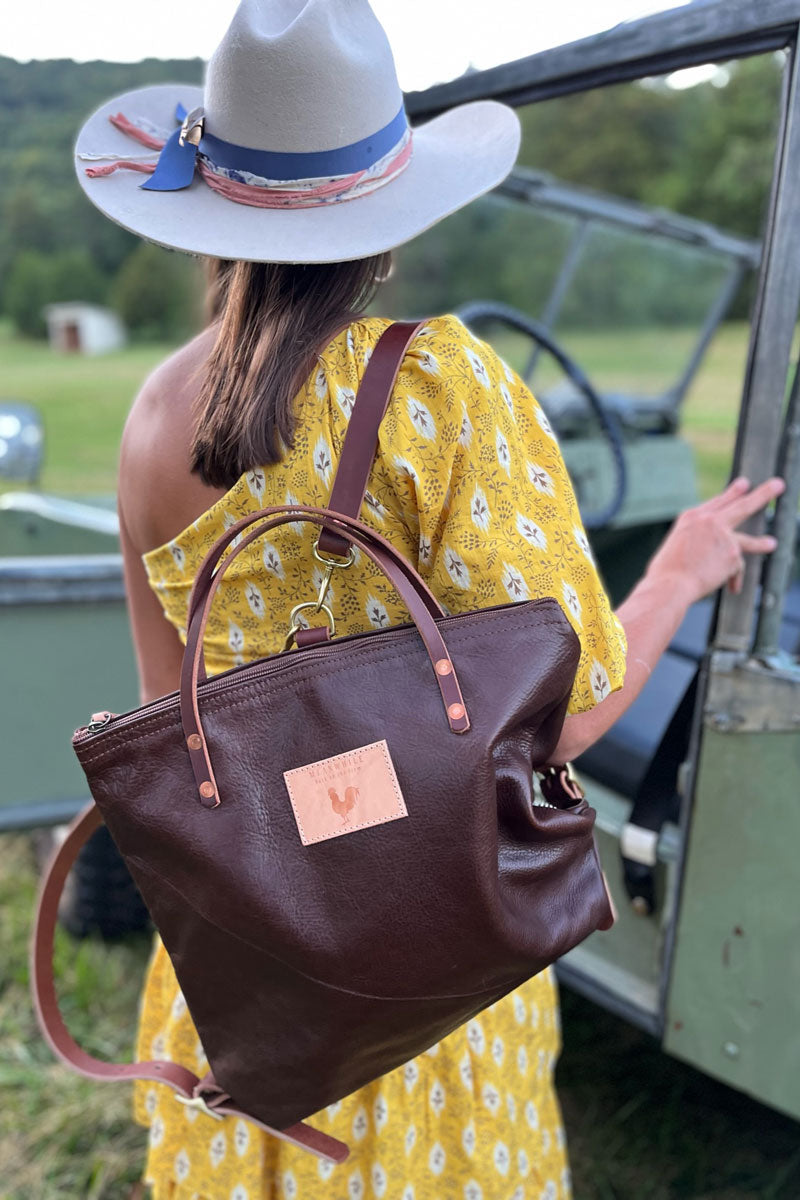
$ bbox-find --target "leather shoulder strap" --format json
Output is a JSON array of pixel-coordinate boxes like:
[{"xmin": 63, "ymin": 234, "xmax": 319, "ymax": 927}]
[
  {"xmin": 30, "ymin": 802, "xmax": 349, "ymax": 1163},
  {"xmin": 316, "ymin": 319, "xmax": 427, "ymax": 559}
]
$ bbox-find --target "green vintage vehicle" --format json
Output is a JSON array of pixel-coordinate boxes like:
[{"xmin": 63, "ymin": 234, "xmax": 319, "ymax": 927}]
[{"xmin": 2, "ymin": 0, "xmax": 799, "ymax": 1127}]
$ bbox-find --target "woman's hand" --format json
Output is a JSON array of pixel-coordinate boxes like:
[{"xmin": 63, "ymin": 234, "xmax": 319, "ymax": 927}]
[
  {"xmin": 551, "ymin": 474, "xmax": 785, "ymax": 763},
  {"xmin": 644, "ymin": 475, "xmax": 785, "ymax": 603}
]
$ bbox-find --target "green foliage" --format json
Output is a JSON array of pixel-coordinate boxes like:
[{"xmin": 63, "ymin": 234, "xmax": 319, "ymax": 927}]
[
  {"xmin": 4, "ymin": 248, "xmax": 108, "ymax": 337},
  {"xmin": 4, "ymin": 252, "xmax": 52, "ymax": 337},
  {"xmin": 0, "ymin": 50, "xmax": 785, "ymax": 337},
  {"xmin": 111, "ymin": 241, "xmax": 203, "ymax": 340},
  {"xmin": 0, "ymin": 55, "xmax": 203, "ymax": 338}
]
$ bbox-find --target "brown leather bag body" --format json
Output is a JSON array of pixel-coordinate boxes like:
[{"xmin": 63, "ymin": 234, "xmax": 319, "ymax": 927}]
[{"xmin": 32, "ymin": 321, "xmax": 613, "ymax": 1164}]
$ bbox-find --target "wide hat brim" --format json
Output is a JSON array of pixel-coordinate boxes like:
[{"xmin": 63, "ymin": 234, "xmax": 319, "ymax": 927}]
[{"xmin": 75, "ymin": 84, "xmax": 520, "ymax": 264}]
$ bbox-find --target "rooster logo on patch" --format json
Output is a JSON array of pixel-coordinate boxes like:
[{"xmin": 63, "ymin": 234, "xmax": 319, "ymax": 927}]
[{"xmin": 329, "ymin": 785, "xmax": 360, "ymax": 823}]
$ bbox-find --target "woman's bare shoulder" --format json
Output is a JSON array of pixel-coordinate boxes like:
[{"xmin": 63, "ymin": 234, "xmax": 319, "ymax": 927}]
[{"xmin": 119, "ymin": 324, "xmax": 227, "ymax": 553}]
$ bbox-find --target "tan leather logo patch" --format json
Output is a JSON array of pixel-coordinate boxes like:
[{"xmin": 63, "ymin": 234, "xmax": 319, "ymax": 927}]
[{"xmin": 284, "ymin": 740, "xmax": 407, "ymax": 846}]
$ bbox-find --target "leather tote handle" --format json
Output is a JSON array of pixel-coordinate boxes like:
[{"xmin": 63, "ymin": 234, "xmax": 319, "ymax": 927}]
[
  {"xmin": 315, "ymin": 318, "xmax": 427, "ymax": 559},
  {"xmin": 30, "ymin": 801, "xmax": 350, "ymax": 1164},
  {"xmin": 185, "ymin": 502, "xmax": 442, "ymax": 675},
  {"xmin": 181, "ymin": 505, "xmax": 471, "ymax": 807}
]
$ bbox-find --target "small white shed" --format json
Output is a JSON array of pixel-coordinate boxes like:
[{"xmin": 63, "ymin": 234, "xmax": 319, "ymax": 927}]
[{"xmin": 44, "ymin": 303, "xmax": 126, "ymax": 355}]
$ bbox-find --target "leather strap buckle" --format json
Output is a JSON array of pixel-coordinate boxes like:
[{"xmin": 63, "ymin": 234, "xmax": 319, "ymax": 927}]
[{"xmin": 174, "ymin": 1093, "xmax": 225, "ymax": 1120}]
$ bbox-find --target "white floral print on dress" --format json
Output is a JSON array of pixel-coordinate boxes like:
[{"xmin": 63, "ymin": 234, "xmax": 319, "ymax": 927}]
[
  {"xmin": 407, "ymin": 395, "xmax": 436, "ymax": 439},
  {"xmin": 352, "ymin": 1106, "xmax": 368, "ymax": 1140},
  {"xmin": 262, "ymin": 543, "xmax": 285, "ymax": 580},
  {"xmin": 471, "ymin": 486, "xmax": 490, "ymax": 531},
  {"xmin": 516, "ymin": 512, "xmax": 548, "ymax": 550},
  {"xmin": 458, "ymin": 405, "xmax": 474, "ymax": 447},
  {"xmin": 313, "ymin": 435, "xmax": 333, "ymax": 484},
  {"xmin": 590, "ymin": 659, "xmax": 611, "ymax": 701},
  {"xmin": 403, "ymin": 1060, "xmax": 420, "ymax": 1092},
  {"xmin": 149, "ymin": 1116, "xmax": 165, "ymax": 1147},
  {"xmin": 493, "ymin": 1142, "xmax": 510, "ymax": 1175},
  {"xmin": 482, "ymin": 1082, "xmax": 501, "ymax": 1115},
  {"xmin": 233, "ymin": 1119, "xmax": 250, "ymax": 1157},
  {"xmin": 444, "ymin": 548, "xmax": 471, "ymax": 589},
  {"xmin": 561, "ymin": 578, "xmax": 583, "ymax": 624},
  {"xmin": 209, "ymin": 1130, "xmax": 227, "ymax": 1168},
  {"xmin": 574, "ymin": 523, "xmax": 595, "ymax": 562},
  {"xmin": 372, "ymin": 1163, "xmax": 388, "ymax": 1198},
  {"xmin": 500, "ymin": 381, "xmax": 515, "ymax": 418},
  {"xmin": 244, "ymin": 581, "xmax": 265, "ymax": 618},
  {"xmin": 336, "ymin": 385, "xmax": 356, "ymax": 420},
  {"xmin": 416, "ymin": 349, "xmax": 440, "ymax": 375},
  {"xmin": 404, "ymin": 1124, "xmax": 416, "ymax": 1155},
  {"xmin": 429, "ymin": 1080, "xmax": 446, "ymax": 1116},
  {"xmin": 348, "ymin": 1167, "xmax": 365, "ymax": 1199},
  {"xmin": 314, "ymin": 365, "xmax": 328, "ymax": 399},
  {"xmin": 462, "ymin": 1123, "xmax": 477, "ymax": 1157},
  {"xmin": 496, "ymin": 427, "xmax": 511, "ymax": 474},
  {"xmin": 534, "ymin": 404, "xmax": 556, "ymax": 438},
  {"xmin": 366, "ymin": 594, "xmax": 389, "ymax": 628},
  {"xmin": 466, "ymin": 1020, "xmax": 485, "ymax": 1055},
  {"xmin": 168, "ymin": 541, "xmax": 185, "ymax": 572},
  {"xmin": 429, "ymin": 1142, "xmax": 446, "ymax": 1176},
  {"xmin": 174, "ymin": 1148, "xmax": 191, "ymax": 1182},
  {"xmin": 503, "ymin": 563, "xmax": 530, "ymax": 602},
  {"xmin": 245, "ymin": 468, "xmax": 265, "ymax": 501},
  {"xmin": 284, "ymin": 491, "xmax": 304, "ymax": 535},
  {"xmin": 464, "ymin": 346, "xmax": 490, "ymax": 388},
  {"xmin": 527, "ymin": 461, "xmax": 555, "ymax": 495}
]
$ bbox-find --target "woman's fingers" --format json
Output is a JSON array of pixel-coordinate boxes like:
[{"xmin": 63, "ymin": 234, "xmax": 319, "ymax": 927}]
[
  {"xmin": 736, "ymin": 531, "xmax": 778, "ymax": 555},
  {"xmin": 721, "ymin": 476, "xmax": 785, "ymax": 527},
  {"xmin": 704, "ymin": 475, "xmax": 751, "ymax": 512}
]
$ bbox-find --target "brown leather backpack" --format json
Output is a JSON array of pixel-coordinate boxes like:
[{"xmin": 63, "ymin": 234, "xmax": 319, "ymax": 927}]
[{"xmin": 32, "ymin": 321, "xmax": 613, "ymax": 1164}]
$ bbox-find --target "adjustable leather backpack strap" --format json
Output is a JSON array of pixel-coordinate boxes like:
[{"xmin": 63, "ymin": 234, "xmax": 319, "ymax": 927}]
[
  {"xmin": 316, "ymin": 318, "xmax": 428, "ymax": 559},
  {"xmin": 30, "ymin": 802, "xmax": 349, "ymax": 1164}
]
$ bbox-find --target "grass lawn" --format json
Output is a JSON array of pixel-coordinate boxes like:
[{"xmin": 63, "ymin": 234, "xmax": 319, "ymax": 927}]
[{"xmin": 1, "ymin": 320, "xmax": 751, "ymax": 500}]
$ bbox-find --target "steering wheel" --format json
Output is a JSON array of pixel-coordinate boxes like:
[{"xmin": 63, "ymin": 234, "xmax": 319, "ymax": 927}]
[{"xmin": 456, "ymin": 300, "xmax": 627, "ymax": 530}]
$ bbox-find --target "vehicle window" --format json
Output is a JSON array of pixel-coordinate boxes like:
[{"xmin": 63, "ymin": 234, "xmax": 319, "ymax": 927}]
[{"xmin": 387, "ymin": 53, "xmax": 784, "ymax": 500}]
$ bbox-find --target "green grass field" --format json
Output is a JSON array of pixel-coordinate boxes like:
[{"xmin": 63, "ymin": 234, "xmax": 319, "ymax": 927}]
[
  {"xmin": 3, "ymin": 321, "xmax": 799, "ymax": 1198},
  {"xmin": 0, "ymin": 320, "xmax": 749, "ymax": 500}
]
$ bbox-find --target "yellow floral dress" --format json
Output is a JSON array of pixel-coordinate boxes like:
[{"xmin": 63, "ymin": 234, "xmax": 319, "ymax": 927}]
[{"xmin": 134, "ymin": 314, "xmax": 626, "ymax": 1199}]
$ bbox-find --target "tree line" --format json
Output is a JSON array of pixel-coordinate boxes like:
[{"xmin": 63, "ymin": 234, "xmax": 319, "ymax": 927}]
[{"xmin": 0, "ymin": 51, "xmax": 783, "ymax": 340}]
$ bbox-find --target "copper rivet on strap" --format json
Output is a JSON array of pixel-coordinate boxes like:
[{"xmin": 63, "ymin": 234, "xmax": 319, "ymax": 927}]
[
  {"xmin": 435, "ymin": 658, "xmax": 453, "ymax": 676},
  {"xmin": 187, "ymin": 734, "xmax": 202, "ymax": 751},
  {"xmin": 199, "ymin": 781, "xmax": 216, "ymax": 800},
  {"xmin": 448, "ymin": 703, "xmax": 465, "ymax": 721}
]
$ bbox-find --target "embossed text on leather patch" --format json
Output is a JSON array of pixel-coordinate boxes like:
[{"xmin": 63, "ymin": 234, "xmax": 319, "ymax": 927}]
[{"xmin": 284, "ymin": 739, "xmax": 407, "ymax": 846}]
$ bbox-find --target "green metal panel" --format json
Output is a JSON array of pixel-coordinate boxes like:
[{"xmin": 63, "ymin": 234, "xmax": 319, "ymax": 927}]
[
  {"xmin": 665, "ymin": 725, "xmax": 800, "ymax": 1121},
  {"xmin": 1, "ymin": 599, "xmax": 139, "ymax": 828},
  {"xmin": 559, "ymin": 778, "xmax": 679, "ymax": 1029},
  {"xmin": 561, "ymin": 433, "xmax": 697, "ymax": 530}
]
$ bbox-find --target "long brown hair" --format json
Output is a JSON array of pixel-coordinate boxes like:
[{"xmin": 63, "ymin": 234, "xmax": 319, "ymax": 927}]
[{"xmin": 192, "ymin": 255, "xmax": 390, "ymax": 489}]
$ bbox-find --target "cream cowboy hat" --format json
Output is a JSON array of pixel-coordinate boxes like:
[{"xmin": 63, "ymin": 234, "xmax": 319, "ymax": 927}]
[{"xmin": 74, "ymin": 0, "xmax": 520, "ymax": 263}]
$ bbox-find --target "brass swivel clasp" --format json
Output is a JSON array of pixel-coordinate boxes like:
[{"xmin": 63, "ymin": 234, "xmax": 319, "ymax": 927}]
[{"xmin": 282, "ymin": 539, "xmax": 355, "ymax": 651}]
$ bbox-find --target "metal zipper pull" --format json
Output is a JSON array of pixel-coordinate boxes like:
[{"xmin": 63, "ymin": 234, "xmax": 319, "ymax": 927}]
[{"xmin": 87, "ymin": 711, "xmax": 115, "ymax": 733}]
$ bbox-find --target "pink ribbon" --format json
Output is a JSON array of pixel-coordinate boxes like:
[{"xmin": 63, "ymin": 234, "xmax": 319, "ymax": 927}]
[{"xmin": 84, "ymin": 113, "xmax": 412, "ymax": 209}]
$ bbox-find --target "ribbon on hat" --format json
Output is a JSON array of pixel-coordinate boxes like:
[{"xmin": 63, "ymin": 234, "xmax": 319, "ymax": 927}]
[
  {"xmin": 81, "ymin": 103, "xmax": 413, "ymax": 209},
  {"xmin": 142, "ymin": 105, "xmax": 205, "ymax": 191}
]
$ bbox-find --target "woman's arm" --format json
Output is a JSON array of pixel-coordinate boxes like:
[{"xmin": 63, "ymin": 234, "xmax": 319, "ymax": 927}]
[
  {"xmin": 118, "ymin": 503, "xmax": 186, "ymax": 706},
  {"xmin": 551, "ymin": 475, "xmax": 785, "ymax": 763}
]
